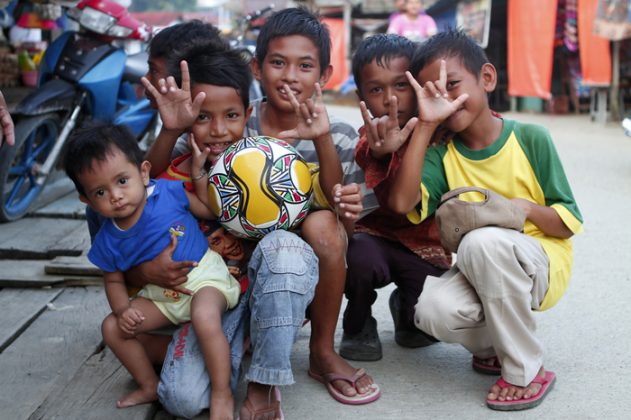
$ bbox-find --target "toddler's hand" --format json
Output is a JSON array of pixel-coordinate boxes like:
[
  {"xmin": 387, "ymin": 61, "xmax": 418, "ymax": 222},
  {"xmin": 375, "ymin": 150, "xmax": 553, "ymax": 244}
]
[
  {"xmin": 189, "ymin": 133, "xmax": 210, "ymax": 176},
  {"xmin": 118, "ymin": 307, "xmax": 145, "ymax": 335},
  {"xmin": 360, "ymin": 98, "xmax": 417, "ymax": 158},
  {"xmin": 333, "ymin": 183, "xmax": 363, "ymax": 221},
  {"xmin": 141, "ymin": 60, "xmax": 205, "ymax": 132},
  {"xmin": 277, "ymin": 82, "xmax": 330, "ymax": 141}
]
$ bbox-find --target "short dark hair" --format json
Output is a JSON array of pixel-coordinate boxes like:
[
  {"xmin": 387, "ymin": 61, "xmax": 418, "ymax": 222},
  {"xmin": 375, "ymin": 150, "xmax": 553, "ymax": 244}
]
[
  {"xmin": 149, "ymin": 20, "xmax": 228, "ymax": 60},
  {"xmin": 169, "ymin": 43, "xmax": 253, "ymax": 110},
  {"xmin": 63, "ymin": 122, "xmax": 143, "ymax": 196},
  {"xmin": 255, "ymin": 7, "xmax": 331, "ymax": 73},
  {"xmin": 352, "ymin": 34, "xmax": 417, "ymax": 96},
  {"xmin": 411, "ymin": 29, "xmax": 489, "ymax": 78}
]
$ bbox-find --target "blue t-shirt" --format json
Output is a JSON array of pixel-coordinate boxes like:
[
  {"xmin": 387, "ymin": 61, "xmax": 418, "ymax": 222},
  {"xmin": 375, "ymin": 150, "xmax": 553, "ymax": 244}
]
[{"xmin": 88, "ymin": 179, "xmax": 207, "ymax": 273}]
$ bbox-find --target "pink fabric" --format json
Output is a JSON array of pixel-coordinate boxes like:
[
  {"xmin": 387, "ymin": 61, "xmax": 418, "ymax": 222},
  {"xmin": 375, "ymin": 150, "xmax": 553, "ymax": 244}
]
[{"xmin": 387, "ymin": 13, "xmax": 437, "ymax": 42}]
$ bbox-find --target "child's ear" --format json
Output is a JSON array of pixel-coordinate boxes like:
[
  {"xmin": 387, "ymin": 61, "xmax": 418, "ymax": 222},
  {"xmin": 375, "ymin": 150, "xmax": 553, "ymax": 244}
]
[
  {"xmin": 251, "ymin": 58, "xmax": 262, "ymax": 82},
  {"xmin": 140, "ymin": 160, "xmax": 151, "ymax": 186},
  {"xmin": 78, "ymin": 194, "xmax": 91, "ymax": 206},
  {"xmin": 245, "ymin": 104, "xmax": 253, "ymax": 121},
  {"xmin": 480, "ymin": 63, "xmax": 497, "ymax": 92},
  {"xmin": 318, "ymin": 64, "xmax": 334, "ymax": 88}
]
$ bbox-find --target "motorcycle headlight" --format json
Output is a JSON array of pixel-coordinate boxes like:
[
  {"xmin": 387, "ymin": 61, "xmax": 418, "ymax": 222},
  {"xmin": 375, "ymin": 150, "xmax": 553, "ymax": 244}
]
[
  {"xmin": 107, "ymin": 25, "xmax": 133, "ymax": 38},
  {"xmin": 79, "ymin": 7, "xmax": 116, "ymax": 35}
]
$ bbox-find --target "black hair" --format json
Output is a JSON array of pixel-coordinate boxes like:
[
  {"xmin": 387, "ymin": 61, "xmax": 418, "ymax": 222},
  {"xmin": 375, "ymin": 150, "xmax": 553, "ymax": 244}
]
[
  {"xmin": 255, "ymin": 7, "xmax": 331, "ymax": 73},
  {"xmin": 148, "ymin": 20, "xmax": 228, "ymax": 60},
  {"xmin": 410, "ymin": 28, "xmax": 489, "ymax": 79},
  {"xmin": 352, "ymin": 33, "xmax": 417, "ymax": 96},
  {"xmin": 63, "ymin": 122, "xmax": 143, "ymax": 196},
  {"xmin": 168, "ymin": 43, "xmax": 252, "ymax": 110}
]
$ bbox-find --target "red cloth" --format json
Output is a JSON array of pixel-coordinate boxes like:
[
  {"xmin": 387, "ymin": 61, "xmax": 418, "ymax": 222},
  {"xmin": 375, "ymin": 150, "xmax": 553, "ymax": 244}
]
[
  {"xmin": 354, "ymin": 127, "xmax": 451, "ymax": 270},
  {"xmin": 156, "ymin": 153, "xmax": 195, "ymax": 192}
]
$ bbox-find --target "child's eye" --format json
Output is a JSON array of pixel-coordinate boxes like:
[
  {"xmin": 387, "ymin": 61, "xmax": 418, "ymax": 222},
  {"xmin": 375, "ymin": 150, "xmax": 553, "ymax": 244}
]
[
  {"xmin": 95, "ymin": 189, "xmax": 105, "ymax": 198},
  {"xmin": 226, "ymin": 112, "xmax": 239, "ymax": 119},
  {"xmin": 299, "ymin": 63, "xmax": 314, "ymax": 70},
  {"xmin": 368, "ymin": 87, "xmax": 383, "ymax": 94},
  {"xmin": 270, "ymin": 59, "xmax": 284, "ymax": 66},
  {"xmin": 118, "ymin": 177, "xmax": 128, "ymax": 185},
  {"xmin": 197, "ymin": 113, "xmax": 209, "ymax": 121},
  {"xmin": 395, "ymin": 82, "xmax": 410, "ymax": 89},
  {"xmin": 447, "ymin": 80, "xmax": 459, "ymax": 89}
]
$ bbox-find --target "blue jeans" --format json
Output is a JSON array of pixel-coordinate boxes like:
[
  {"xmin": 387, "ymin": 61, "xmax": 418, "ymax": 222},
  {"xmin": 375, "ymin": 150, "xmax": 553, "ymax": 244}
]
[{"xmin": 158, "ymin": 230, "xmax": 318, "ymax": 418}]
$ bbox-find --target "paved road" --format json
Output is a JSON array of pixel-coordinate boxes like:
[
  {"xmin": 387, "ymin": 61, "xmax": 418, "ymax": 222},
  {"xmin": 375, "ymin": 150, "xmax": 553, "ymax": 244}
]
[{"xmin": 272, "ymin": 107, "xmax": 631, "ymax": 420}]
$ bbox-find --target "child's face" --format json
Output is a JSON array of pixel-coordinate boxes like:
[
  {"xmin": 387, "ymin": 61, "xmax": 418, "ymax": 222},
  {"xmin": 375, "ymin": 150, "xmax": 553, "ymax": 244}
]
[
  {"xmin": 358, "ymin": 56, "xmax": 416, "ymax": 128},
  {"xmin": 78, "ymin": 149, "xmax": 150, "ymax": 227},
  {"xmin": 406, "ymin": 0, "xmax": 422, "ymax": 15},
  {"xmin": 253, "ymin": 35, "xmax": 332, "ymax": 114},
  {"xmin": 144, "ymin": 55, "xmax": 168, "ymax": 109},
  {"xmin": 416, "ymin": 56, "xmax": 494, "ymax": 134},
  {"xmin": 190, "ymin": 83, "xmax": 252, "ymax": 163},
  {"xmin": 207, "ymin": 227, "xmax": 245, "ymax": 261}
]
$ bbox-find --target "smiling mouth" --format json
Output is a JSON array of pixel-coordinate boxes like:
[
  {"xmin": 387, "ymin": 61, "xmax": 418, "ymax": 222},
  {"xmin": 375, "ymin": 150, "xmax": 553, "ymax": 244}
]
[{"xmin": 278, "ymin": 86, "xmax": 300, "ymax": 99}]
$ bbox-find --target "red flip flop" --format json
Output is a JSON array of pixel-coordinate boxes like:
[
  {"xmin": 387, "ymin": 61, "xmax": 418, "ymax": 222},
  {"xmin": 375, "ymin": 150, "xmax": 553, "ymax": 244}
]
[
  {"xmin": 487, "ymin": 371, "xmax": 556, "ymax": 411},
  {"xmin": 308, "ymin": 368, "xmax": 381, "ymax": 405},
  {"xmin": 472, "ymin": 355, "xmax": 502, "ymax": 375}
]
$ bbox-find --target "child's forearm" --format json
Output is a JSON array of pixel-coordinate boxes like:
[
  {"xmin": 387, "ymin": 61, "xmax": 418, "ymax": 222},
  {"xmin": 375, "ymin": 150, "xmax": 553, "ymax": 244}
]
[
  {"xmin": 104, "ymin": 272, "xmax": 131, "ymax": 316},
  {"xmin": 514, "ymin": 199, "xmax": 574, "ymax": 239},
  {"xmin": 186, "ymin": 189, "xmax": 214, "ymax": 220},
  {"xmin": 146, "ymin": 128, "xmax": 184, "ymax": 177},
  {"xmin": 314, "ymin": 133, "xmax": 343, "ymax": 206},
  {"xmin": 389, "ymin": 122, "xmax": 437, "ymax": 214}
]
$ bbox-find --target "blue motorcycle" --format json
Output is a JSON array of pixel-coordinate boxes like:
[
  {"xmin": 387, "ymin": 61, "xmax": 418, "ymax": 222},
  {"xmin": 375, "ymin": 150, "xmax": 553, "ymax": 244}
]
[{"xmin": 0, "ymin": 0, "xmax": 158, "ymax": 221}]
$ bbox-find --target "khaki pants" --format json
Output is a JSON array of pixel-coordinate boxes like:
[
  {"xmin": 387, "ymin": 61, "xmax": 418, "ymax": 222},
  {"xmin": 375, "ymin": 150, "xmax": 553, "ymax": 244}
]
[{"xmin": 415, "ymin": 227, "xmax": 549, "ymax": 386}]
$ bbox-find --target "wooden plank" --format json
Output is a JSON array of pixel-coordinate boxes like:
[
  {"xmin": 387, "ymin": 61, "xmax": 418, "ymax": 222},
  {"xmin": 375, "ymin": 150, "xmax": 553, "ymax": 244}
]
[
  {"xmin": 30, "ymin": 191, "xmax": 87, "ymax": 220},
  {"xmin": 0, "ymin": 287, "xmax": 110, "ymax": 419},
  {"xmin": 0, "ymin": 288, "xmax": 63, "ymax": 352},
  {"xmin": 45, "ymin": 255, "xmax": 102, "ymax": 276},
  {"xmin": 0, "ymin": 218, "xmax": 88, "ymax": 259},
  {"xmin": 0, "ymin": 260, "xmax": 65, "ymax": 287},
  {"xmin": 28, "ymin": 347, "xmax": 157, "ymax": 420}
]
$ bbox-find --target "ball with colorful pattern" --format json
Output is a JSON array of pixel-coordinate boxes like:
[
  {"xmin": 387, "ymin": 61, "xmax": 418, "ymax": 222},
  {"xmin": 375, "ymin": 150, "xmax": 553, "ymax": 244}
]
[{"xmin": 207, "ymin": 136, "xmax": 313, "ymax": 239}]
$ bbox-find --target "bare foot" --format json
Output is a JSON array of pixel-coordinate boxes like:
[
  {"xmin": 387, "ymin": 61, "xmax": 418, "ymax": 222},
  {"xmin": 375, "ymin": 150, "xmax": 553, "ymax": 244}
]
[
  {"xmin": 116, "ymin": 386, "xmax": 158, "ymax": 408},
  {"xmin": 210, "ymin": 388, "xmax": 234, "ymax": 420},
  {"xmin": 487, "ymin": 367, "xmax": 546, "ymax": 402},
  {"xmin": 309, "ymin": 350, "xmax": 375, "ymax": 397},
  {"xmin": 239, "ymin": 383, "xmax": 282, "ymax": 420}
]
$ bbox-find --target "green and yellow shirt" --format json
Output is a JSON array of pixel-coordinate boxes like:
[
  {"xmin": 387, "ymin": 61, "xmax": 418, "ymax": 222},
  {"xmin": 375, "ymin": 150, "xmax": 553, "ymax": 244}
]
[{"xmin": 409, "ymin": 119, "xmax": 583, "ymax": 310}]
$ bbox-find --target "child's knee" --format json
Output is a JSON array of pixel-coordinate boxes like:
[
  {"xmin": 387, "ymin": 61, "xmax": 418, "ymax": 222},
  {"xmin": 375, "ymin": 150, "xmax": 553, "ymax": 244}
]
[
  {"xmin": 301, "ymin": 210, "xmax": 346, "ymax": 256},
  {"xmin": 101, "ymin": 313, "xmax": 120, "ymax": 342}
]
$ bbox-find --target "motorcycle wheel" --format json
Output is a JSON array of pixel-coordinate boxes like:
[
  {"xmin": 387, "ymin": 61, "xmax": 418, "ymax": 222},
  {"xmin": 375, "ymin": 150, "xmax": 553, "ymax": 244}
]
[{"xmin": 0, "ymin": 113, "xmax": 60, "ymax": 222}]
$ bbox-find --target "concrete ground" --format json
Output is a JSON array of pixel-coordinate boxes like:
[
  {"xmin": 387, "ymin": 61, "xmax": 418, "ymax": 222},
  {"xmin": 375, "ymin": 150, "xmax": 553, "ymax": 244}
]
[{"xmin": 265, "ymin": 107, "xmax": 631, "ymax": 420}]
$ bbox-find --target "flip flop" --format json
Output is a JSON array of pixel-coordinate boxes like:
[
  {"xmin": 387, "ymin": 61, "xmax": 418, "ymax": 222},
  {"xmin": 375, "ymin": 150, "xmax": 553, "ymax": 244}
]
[
  {"xmin": 237, "ymin": 386, "xmax": 283, "ymax": 420},
  {"xmin": 486, "ymin": 371, "xmax": 556, "ymax": 411},
  {"xmin": 308, "ymin": 368, "xmax": 381, "ymax": 405},
  {"xmin": 472, "ymin": 355, "xmax": 502, "ymax": 375}
]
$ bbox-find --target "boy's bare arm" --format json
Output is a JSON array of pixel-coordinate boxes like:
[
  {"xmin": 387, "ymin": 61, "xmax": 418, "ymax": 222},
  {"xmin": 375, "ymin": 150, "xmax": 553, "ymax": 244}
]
[
  {"xmin": 278, "ymin": 82, "xmax": 343, "ymax": 205},
  {"xmin": 104, "ymin": 271, "xmax": 133, "ymax": 316},
  {"xmin": 512, "ymin": 198, "xmax": 574, "ymax": 239},
  {"xmin": 189, "ymin": 133, "xmax": 212, "ymax": 211},
  {"xmin": 141, "ymin": 60, "xmax": 205, "ymax": 176}
]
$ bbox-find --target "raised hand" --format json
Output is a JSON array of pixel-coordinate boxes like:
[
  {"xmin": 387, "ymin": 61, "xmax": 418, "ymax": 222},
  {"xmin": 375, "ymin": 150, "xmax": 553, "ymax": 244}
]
[
  {"xmin": 405, "ymin": 60, "xmax": 468, "ymax": 126},
  {"xmin": 277, "ymin": 82, "xmax": 330, "ymax": 141},
  {"xmin": 360, "ymin": 97, "xmax": 417, "ymax": 158},
  {"xmin": 189, "ymin": 133, "xmax": 210, "ymax": 176},
  {"xmin": 140, "ymin": 60, "xmax": 205, "ymax": 132}
]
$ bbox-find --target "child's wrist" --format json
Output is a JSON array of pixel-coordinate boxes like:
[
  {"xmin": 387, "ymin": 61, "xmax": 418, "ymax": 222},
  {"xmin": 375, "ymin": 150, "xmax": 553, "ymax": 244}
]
[{"xmin": 192, "ymin": 168, "xmax": 208, "ymax": 181}]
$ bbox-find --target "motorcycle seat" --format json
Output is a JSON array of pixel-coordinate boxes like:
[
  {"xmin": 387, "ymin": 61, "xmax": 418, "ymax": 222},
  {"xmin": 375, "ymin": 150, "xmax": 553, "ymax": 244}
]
[{"xmin": 123, "ymin": 51, "xmax": 149, "ymax": 84}]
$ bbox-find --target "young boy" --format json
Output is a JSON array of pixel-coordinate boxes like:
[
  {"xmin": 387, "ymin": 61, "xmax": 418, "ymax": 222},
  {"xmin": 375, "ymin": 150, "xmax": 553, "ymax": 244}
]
[
  {"xmin": 340, "ymin": 34, "xmax": 450, "ymax": 362},
  {"xmin": 142, "ymin": 38, "xmax": 367, "ymax": 417},
  {"xmin": 244, "ymin": 6, "xmax": 381, "ymax": 408},
  {"xmin": 388, "ymin": 29, "xmax": 583, "ymax": 410},
  {"xmin": 63, "ymin": 123, "xmax": 240, "ymax": 419}
]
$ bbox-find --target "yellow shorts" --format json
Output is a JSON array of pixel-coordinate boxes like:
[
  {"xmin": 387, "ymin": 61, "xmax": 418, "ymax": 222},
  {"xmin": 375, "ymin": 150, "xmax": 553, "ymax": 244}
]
[{"xmin": 137, "ymin": 249, "xmax": 240, "ymax": 324}]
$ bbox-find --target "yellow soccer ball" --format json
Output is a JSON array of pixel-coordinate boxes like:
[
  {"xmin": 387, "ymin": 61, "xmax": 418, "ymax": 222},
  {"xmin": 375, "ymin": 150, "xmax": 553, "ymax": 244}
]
[{"xmin": 208, "ymin": 136, "xmax": 313, "ymax": 239}]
